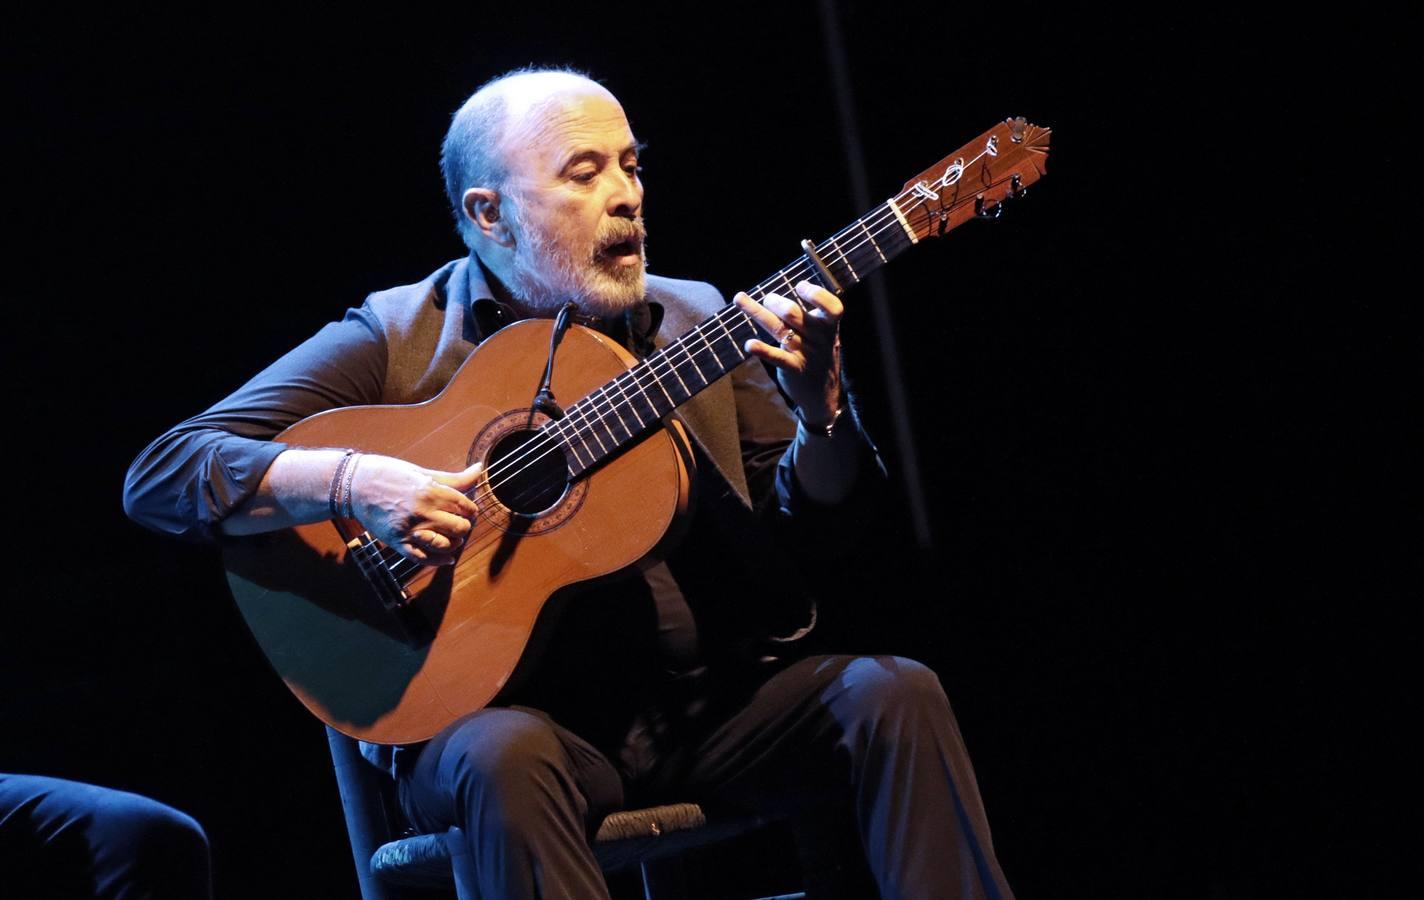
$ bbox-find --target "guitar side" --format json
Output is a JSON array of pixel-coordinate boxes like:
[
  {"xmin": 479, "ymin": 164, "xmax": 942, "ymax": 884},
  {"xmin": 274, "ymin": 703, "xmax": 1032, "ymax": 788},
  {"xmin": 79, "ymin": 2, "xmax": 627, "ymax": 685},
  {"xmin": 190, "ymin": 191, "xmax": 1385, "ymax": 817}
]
[{"xmin": 224, "ymin": 320, "xmax": 692, "ymax": 745}]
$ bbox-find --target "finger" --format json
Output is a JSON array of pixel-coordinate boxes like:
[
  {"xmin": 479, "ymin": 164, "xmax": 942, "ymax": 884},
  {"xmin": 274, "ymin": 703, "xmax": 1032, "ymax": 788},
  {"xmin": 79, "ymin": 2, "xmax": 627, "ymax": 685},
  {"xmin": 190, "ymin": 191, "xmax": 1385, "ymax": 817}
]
[
  {"xmin": 428, "ymin": 475, "xmax": 481, "ymax": 518},
  {"xmin": 743, "ymin": 338, "xmax": 806, "ymax": 373},
  {"xmin": 390, "ymin": 541, "xmax": 430, "ymax": 564},
  {"xmin": 433, "ymin": 461, "xmax": 485, "ymax": 493},
  {"xmin": 401, "ymin": 545, "xmax": 458, "ymax": 567},
  {"xmin": 735, "ymin": 293, "xmax": 793, "ymax": 343},
  {"xmin": 421, "ymin": 509, "xmax": 474, "ymax": 543},
  {"xmin": 412, "ymin": 529, "xmax": 454, "ymax": 552},
  {"xmin": 403, "ymin": 531, "xmax": 460, "ymax": 567},
  {"xmin": 794, "ymin": 280, "xmax": 844, "ymax": 323},
  {"xmin": 760, "ymin": 293, "xmax": 809, "ymax": 334}
]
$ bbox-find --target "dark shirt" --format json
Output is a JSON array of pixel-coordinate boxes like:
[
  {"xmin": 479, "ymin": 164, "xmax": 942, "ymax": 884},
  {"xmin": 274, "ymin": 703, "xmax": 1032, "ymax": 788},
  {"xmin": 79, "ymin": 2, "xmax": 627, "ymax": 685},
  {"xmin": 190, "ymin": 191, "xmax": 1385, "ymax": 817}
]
[{"xmin": 122, "ymin": 254, "xmax": 821, "ymax": 774}]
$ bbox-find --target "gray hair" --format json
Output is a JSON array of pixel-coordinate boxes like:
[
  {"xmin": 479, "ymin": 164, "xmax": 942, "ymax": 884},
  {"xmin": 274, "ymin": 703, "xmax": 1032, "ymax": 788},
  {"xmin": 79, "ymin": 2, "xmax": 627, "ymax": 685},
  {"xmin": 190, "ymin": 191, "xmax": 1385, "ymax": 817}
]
[{"xmin": 439, "ymin": 65, "xmax": 596, "ymax": 248}]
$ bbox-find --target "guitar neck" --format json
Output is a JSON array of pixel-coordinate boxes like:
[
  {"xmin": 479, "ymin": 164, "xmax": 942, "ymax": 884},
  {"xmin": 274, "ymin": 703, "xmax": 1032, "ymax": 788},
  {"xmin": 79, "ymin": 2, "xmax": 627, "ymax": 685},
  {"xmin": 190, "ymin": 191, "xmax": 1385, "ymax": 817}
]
[
  {"xmin": 548, "ymin": 199, "xmax": 916, "ymax": 476},
  {"xmin": 546, "ymin": 115, "xmax": 1051, "ymax": 474}
]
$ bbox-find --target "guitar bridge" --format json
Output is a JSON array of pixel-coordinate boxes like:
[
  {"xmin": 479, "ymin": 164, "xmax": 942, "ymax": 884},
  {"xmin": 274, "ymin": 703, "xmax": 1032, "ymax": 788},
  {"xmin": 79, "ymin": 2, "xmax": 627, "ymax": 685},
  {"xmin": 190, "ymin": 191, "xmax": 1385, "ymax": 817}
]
[{"xmin": 346, "ymin": 534, "xmax": 412, "ymax": 612}]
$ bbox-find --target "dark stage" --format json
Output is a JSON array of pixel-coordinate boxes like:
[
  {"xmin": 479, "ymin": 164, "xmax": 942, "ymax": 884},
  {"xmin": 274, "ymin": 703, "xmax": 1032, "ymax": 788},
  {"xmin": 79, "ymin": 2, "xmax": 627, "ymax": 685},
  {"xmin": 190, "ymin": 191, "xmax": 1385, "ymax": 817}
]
[{"xmin": 4, "ymin": 6, "xmax": 1402, "ymax": 898}]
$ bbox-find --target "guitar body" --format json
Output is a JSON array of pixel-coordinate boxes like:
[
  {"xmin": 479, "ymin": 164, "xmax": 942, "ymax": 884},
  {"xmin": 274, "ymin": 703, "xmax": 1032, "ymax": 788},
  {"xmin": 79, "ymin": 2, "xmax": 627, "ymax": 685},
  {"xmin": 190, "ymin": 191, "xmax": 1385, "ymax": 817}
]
[{"xmin": 225, "ymin": 319, "xmax": 693, "ymax": 745}]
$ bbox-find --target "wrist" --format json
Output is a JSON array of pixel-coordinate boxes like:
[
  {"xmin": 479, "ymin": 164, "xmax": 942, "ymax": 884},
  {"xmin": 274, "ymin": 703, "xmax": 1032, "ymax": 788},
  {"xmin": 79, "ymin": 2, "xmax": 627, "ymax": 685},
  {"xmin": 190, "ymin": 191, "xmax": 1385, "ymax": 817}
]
[
  {"xmin": 328, "ymin": 449, "xmax": 364, "ymax": 519},
  {"xmin": 795, "ymin": 403, "xmax": 845, "ymax": 439}
]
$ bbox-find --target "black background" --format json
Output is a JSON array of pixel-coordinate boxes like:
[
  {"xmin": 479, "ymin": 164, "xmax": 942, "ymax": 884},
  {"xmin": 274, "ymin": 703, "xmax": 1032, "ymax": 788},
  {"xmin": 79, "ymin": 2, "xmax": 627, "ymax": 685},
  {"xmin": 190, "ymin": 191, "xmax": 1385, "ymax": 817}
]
[{"xmin": 3, "ymin": 5, "xmax": 1407, "ymax": 898}]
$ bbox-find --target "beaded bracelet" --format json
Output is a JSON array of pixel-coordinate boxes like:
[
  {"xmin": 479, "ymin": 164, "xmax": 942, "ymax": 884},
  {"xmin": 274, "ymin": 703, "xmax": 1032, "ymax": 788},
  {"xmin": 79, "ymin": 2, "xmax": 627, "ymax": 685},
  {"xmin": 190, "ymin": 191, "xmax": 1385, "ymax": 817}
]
[
  {"xmin": 341, "ymin": 452, "xmax": 364, "ymax": 520},
  {"xmin": 328, "ymin": 449, "xmax": 356, "ymax": 518}
]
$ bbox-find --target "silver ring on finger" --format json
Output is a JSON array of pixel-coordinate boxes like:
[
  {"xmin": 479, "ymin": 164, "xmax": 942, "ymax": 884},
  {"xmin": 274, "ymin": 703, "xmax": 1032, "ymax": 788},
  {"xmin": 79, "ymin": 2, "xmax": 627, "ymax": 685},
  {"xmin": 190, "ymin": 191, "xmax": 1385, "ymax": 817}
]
[{"xmin": 778, "ymin": 327, "xmax": 796, "ymax": 347}]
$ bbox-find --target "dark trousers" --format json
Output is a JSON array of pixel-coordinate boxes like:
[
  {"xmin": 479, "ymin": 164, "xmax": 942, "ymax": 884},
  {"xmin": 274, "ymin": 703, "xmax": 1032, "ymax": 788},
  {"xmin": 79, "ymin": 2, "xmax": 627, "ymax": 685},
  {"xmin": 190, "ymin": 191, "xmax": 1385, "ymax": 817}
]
[
  {"xmin": 0, "ymin": 774, "xmax": 211, "ymax": 900},
  {"xmin": 397, "ymin": 655, "xmax": 1014, "ymax": 900}
]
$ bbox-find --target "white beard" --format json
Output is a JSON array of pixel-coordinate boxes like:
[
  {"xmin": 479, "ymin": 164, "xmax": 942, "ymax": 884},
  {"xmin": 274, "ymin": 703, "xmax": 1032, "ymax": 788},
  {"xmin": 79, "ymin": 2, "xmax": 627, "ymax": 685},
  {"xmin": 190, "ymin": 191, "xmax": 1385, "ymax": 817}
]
[{"xmin": 505, "ymin": 204, "xmax": 647, "ymax": 318}]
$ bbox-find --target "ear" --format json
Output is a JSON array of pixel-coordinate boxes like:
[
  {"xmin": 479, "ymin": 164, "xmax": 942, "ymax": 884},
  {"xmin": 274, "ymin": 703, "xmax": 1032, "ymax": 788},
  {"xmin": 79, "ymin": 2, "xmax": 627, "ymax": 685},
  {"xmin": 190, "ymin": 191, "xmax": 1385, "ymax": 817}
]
[{"xmin": 463, "ymin": 188, "xmax": 512, "ymax": 246}]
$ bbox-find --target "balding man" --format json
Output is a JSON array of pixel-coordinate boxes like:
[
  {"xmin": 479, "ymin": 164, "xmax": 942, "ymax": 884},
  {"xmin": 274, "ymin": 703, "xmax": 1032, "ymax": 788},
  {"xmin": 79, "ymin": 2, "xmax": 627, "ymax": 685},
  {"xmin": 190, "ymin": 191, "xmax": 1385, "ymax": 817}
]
[{"xmin": 125, "ymin": 68, "xmax": 1014, "ymax": 899}]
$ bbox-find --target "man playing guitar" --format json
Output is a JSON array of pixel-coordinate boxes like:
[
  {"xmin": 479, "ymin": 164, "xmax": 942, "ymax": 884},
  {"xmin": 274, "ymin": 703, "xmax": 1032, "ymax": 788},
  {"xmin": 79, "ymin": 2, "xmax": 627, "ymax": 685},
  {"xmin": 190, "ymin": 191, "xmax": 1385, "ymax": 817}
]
[{"xmin": 125, "ymin": 68, "xmax": 1016, "ymax": 899}]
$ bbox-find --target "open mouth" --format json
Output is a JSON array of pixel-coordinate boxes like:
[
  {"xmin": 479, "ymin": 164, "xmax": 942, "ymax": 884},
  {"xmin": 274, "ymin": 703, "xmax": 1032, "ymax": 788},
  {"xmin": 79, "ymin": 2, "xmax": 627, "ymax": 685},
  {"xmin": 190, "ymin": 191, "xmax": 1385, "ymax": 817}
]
[{"xmin": 599, "ymin": 238, "xmax": 642, "ymax": 266}]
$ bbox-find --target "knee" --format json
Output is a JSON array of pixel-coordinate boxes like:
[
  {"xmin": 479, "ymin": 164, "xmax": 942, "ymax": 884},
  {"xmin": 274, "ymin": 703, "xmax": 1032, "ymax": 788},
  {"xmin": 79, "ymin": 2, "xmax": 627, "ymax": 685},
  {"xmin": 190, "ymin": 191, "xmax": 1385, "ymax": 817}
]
[
  {"xmin": 833, "ymin": 656, "xmax": 949, "ymax": 730},
  {"xmin": 100, "ymin": 791, "xmax": 208, "ymax": 854},
  {"xmin": 91, "ymin": 791, "xmax": 210, "ymax": 886},
  {"xmin": 443, "ymin": 709, "xmax": 571, "ymax": 812}
]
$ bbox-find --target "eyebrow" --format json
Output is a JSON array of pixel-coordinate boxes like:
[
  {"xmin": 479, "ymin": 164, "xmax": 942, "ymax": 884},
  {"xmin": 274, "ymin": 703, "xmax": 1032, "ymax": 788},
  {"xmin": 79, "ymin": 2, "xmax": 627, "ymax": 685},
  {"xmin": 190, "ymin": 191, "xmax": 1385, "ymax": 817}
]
[{"xmin": 557, "ymin": 141, "xmax": 647, "ymax": 174}]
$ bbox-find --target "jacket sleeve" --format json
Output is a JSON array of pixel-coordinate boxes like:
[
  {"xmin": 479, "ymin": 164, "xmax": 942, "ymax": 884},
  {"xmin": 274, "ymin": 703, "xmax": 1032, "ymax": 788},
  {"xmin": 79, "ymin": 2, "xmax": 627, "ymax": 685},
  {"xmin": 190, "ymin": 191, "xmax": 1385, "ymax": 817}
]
[
  {"xmin": 730, "ymin": 352, "xmax": 887, "ymax": 518},
  {"xmin": 122, "ymin": 306, "xmax": 388, "ymax": 544},
  {"xmin": 729, "ymin": 356, "xmax": 798, "ymax": 512}
]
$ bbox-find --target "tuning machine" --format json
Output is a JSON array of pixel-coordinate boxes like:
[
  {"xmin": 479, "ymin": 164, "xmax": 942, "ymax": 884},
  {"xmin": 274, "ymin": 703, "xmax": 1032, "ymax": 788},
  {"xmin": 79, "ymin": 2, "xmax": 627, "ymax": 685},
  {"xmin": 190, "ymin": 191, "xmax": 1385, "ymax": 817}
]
[{"xmin": 976, "ymin": 173, "xmax": 1029, "ymax": 221}]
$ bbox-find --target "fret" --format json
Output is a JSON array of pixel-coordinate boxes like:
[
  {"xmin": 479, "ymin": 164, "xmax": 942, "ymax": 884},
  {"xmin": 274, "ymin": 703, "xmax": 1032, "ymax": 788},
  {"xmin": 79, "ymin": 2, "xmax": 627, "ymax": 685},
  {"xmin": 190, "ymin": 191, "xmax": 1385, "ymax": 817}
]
[
  {"xmin": 857, "ymin": 218, "xmax": 888, "ymax": 263},
  {"xmin": 697, "ymin": 322, "xmax": 729, "ymax": 371},
  {"xmin": 779, "ymin": 270, "xmax": 800, "ymax": 300},
  {"xmin": 703, "ymin": 318, "xmax": 742, "ymax": 367},
  {"xmin": 626, "ymin": 368, "xmax": 658, "ymax": 420},
  {"xmin": 843, "ymin": 219, "xmax": 888, "ymax": 276},
  {"xmin": 824, "ymin": 234, "xmax": 858, "ymax": 283},
  {"xmin": 572, "ymin": 416, "xmax": 600, "ymax": 465},
  {"xmin": 870, "ymin": 212, "xmax": 914, "ymax": 263},
  {"xmin": 647, "ymin": 359, "xmax": 677, "ymax": 409},
  {"xmin": 559, "ymin": 415, "xmax": 594, "ymax": 477},
  {"xmin": 698, "ymin": 324, "xmax": 726, "ymax": 368},
  {"xmin": 593, "ymin": 415, "xmax": 621, "ymax": 454},
  {"xmin": 726, "ymin": 310, "xmax": 758, "ymax": 349},
  {"xmin": 554, "ymin": 420, "xmax": 589, "ymax": 469},
  {"xmin": 679, "ymin": 339, "xmax": 709, "ymax": 386},
  {"xmin": 602, "ymin": 383, "xmax": 637, "ymax": 439},
  {"xmin": 628, "ymin": 371, "xmax": 662, "ymax": 424},
  {"xmin": 579, "ymin": 390, "xmax": 617, "ymax": 442},
  {"xmin": 663, "ymin": 349, "xmax": 692, "ymax": 398},
  {"xmin": 581, "ymin": 406, "xmax": 610, "ymax": 455}
]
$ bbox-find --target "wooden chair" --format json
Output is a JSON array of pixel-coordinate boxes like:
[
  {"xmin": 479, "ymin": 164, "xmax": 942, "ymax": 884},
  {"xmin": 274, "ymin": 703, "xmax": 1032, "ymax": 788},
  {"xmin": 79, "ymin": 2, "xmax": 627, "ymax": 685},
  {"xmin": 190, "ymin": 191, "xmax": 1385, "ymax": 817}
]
[{"xmin": 327, "ymin": 726, "xmax": 806, "ymax": 900}]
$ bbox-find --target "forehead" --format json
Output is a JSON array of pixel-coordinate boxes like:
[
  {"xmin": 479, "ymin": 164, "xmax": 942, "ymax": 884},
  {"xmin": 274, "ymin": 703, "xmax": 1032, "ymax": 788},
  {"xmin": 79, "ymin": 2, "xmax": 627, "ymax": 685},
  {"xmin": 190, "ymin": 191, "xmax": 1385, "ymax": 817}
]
[{"xmin": 502, "ymin": 89, "xmax": 637, "ymax": 175}]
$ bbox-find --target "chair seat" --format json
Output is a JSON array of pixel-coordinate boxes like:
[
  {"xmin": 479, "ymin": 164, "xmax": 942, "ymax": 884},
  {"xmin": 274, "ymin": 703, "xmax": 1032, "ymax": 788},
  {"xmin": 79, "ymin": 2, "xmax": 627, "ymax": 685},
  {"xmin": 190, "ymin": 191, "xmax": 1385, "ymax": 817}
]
[
  {"xmin": 369, "ymin": 830, "xmax": 465, "ymax": 890},
  {"xmin": 370, "ymin": 802, "xmax": 770, "ymax": 889}
]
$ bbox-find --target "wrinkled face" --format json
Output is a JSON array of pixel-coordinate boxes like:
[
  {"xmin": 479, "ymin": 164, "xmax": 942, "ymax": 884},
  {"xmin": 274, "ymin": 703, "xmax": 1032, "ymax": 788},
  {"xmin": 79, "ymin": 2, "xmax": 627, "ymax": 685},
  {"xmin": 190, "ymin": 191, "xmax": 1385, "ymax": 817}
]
[{"xmin": 499, "ymin": 90, "xmax": 646, "ymax": 317}]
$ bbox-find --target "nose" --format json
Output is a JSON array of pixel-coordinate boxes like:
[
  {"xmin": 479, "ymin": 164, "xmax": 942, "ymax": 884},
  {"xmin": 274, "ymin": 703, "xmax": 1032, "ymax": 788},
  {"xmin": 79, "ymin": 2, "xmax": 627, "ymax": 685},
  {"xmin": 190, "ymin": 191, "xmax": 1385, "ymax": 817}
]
[{"xmin": 607, "ymin": 170, "xmax": 642, "ymax": 219}]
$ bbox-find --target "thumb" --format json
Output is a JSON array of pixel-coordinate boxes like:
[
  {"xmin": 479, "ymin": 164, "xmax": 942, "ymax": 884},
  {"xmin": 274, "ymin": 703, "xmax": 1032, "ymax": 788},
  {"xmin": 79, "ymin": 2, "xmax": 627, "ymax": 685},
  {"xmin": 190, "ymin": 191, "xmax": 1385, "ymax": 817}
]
[{"xmin": 433, "ymin": 460, "xmax": 484, "ymax": 491}]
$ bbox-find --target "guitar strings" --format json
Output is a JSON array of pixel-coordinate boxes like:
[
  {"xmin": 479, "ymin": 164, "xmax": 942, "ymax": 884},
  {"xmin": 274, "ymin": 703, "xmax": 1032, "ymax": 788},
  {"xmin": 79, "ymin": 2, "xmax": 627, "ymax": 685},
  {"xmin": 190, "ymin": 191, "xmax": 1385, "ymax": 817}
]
[
  {"xmin": 387, "ymin": 134, "xmax": 1015, "ymax": 520},
  {"xmin": 460, "ymin": 191, "xmax": 922, "ymax": 502},
  {"xmin": 368, "ymin": 184, "xmax": 947, "ymax": 579},
  {"xmin": 370, "ymin": 187, "xmax": 940, "ymax": 578},
  {"xmin": 366, "ymin": 174, "xmax": 998, "ymax": 580}
]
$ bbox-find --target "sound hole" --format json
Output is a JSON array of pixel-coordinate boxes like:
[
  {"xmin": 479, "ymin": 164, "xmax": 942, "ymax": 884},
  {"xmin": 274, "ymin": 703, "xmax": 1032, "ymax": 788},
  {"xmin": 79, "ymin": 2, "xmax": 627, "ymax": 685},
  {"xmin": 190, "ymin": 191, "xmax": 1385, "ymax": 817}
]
[{"xmin": 487, "ymin": 429, "xmax": 569, "ymax": 516}]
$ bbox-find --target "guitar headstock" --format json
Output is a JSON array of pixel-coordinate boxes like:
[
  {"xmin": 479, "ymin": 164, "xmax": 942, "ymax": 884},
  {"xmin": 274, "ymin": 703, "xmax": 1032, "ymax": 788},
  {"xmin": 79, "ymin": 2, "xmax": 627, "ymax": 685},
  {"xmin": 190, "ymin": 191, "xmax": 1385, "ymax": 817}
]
[{"xmin": 895, "ymin": 116, "xmax": 1051, "ymax": 241}]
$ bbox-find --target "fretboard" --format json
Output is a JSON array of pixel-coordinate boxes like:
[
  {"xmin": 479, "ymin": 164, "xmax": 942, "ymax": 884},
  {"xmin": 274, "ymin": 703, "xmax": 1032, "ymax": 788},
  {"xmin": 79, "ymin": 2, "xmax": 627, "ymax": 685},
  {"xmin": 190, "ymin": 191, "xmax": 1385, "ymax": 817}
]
[{"xmin": 547, "ymin": 198, "xmax": 917, "ymax": 476}]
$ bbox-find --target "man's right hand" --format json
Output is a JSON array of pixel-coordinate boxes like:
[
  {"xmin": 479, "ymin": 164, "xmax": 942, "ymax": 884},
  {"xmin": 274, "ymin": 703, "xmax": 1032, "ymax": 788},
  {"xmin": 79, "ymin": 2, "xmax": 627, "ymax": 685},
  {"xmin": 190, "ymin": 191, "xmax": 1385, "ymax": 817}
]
[
  {"xmin": 348, "ymin": 455, "xmax": 482, "ymax": 566},
  {"xmin": 220, "ymin": 448, "xmax": 480, "ymax": 566}
]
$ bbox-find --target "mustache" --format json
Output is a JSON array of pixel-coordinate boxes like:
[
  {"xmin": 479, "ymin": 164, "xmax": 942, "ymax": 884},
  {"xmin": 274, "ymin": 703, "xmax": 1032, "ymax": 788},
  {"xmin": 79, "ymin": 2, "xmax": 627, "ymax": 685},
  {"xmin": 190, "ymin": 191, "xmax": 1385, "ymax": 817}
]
[{"xmin": 596, "ymin": 217, "xmax": 647, "ymax": 251}]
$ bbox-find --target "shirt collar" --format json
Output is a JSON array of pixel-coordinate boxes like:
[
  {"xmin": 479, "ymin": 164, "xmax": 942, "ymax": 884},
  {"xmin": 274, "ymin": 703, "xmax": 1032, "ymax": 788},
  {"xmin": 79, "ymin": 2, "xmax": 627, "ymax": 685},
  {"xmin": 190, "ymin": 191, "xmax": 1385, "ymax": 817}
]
[{"xmin": 461, "ymin": 251, "xmax": 663, "ymax": 353}]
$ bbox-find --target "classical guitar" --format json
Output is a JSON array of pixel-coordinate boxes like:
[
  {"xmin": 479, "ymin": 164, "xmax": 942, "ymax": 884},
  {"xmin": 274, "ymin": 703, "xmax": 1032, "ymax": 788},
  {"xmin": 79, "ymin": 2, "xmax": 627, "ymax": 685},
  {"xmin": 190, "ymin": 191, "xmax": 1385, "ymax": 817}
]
[{"xmin": 225, "ymin": 117, "xmax": 1051, "ymax": 744}]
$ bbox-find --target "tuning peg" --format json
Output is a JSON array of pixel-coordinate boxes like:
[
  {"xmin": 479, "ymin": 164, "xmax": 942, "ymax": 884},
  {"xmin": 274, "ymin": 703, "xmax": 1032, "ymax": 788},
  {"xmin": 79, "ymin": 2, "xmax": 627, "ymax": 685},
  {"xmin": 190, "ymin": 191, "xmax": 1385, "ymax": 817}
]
[
  {"xmin": 975, "ymin": 195, "xmax": 1003, "ymax": 220},
  {"xmin": 1009, "ymin": 173, "xmax": 1026, "ymax": 199}
]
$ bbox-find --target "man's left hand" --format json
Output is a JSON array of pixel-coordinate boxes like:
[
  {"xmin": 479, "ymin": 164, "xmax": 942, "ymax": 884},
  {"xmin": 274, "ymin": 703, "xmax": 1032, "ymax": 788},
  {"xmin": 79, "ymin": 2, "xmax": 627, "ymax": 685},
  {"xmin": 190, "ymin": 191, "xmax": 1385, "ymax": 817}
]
[{"xmin": 736, "ymin": 281, "xmax": 842, "ymax": 428}]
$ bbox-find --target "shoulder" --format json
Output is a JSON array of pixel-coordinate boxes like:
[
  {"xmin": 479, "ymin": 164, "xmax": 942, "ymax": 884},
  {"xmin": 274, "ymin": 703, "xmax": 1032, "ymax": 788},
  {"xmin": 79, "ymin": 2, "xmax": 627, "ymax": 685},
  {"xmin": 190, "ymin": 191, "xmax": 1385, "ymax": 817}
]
[
  {"xmin": 362, "ymin": 258, "xmax": 464, "ymax": 334},
  {"xmin": 645, "ymin": 273, "xmax": 724, "ymax": 312},
  {"xmin": 645, "ymin": 273, "xmax": 726, "ymax": 337}
]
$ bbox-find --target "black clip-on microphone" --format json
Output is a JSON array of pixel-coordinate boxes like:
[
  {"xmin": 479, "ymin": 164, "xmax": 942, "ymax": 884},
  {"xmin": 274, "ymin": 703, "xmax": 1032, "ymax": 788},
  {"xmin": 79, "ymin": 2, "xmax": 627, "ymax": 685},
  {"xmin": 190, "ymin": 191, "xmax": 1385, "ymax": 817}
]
[{"xmin": 530, "ymin": 301, "xmax": 578, "ymax": 422}]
